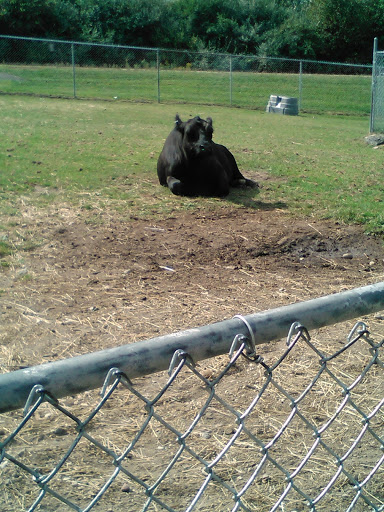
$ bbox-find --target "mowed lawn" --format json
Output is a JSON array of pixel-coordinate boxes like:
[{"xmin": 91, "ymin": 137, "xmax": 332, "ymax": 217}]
[
  {"xmin": 0, "ymin": 63, "xmax": 372, "ymax": 115},
  {"xmin": 0, "ymin": 94, "xmax": 383, "ymax": 262}
]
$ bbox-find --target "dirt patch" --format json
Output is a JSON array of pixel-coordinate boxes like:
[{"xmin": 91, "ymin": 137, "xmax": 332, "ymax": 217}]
[
  {"xmin": 1, "ymin": 206, "xmax": 384, "ymax": 511},
  {"xmin": 1, "ymin": 206, "xmax": 383, "ymax": 369}
]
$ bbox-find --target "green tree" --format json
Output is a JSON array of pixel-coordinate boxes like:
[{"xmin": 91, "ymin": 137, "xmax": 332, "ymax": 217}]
[
  {"xmin": 239, "ymin": 0, "xmax": 290, "ymax": 54},
  {"xmin": 1, "ymin": 0, "xmax": 382, "ymax": 62},
  {"xmin": 174, "ymin": 0, "xmax": 289, "ymax": 54},
  {"xmin": 174, "ymin": 0, "xmax": 240, "ymax": 52},
  {"xmin": 306, "ymin": 0, "xmax": 383, "ymax": 62},
  {"xmin": 257, "ymin": 10, "xmax": 321, "ymax": 59},
  {"xmin": 78, "ymin": 0, "xmax": 172, "ymax": 46},
  {"xmin": 0, "ymin": 0, "xmax": 82, "ymax": 39}
]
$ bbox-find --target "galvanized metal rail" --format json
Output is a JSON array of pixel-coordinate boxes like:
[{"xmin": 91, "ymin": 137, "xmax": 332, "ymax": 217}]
[{"xmin": 1, "ymin": 282, "xmax": 383, "ymax": 413}]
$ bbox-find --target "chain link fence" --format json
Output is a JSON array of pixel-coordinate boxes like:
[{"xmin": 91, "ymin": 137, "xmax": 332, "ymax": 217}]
[
  {"xmin": 1, "ymin": 282, "xmax": 384, "ymax": 512},
  {"xmin": 0, "ymin": 322, "xmax": 383, "ymax": 512},
  {"xmin": 370, "ymin": 38, "xmax": 384, "ymax": 133},
  {"xmin": 0, "ymin": 35, "xmax": 373, "ymax": 115}
]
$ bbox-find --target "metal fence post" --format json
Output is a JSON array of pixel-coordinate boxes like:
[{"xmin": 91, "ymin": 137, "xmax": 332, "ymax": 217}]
[
  {"xmin": 370, "ymin": 37, "xmax": 378, "ymax": 133},
  {"xmin": 299, "ymin": 60, "xmax": 303, "ymax": 112},
  {"xmin": 229, "ymin": 54, "xmax": 233, "ymax": 107},
  {"xmin": 71, "ymin": 43, "xmax": 76, "ymax": 98},
  {"xmin": 157, "ymin": 48, "xmax": 161, "ymax": 103}
]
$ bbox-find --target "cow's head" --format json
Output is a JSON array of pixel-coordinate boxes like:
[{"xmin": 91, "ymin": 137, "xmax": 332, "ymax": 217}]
[{"xmin": 175, "ymin": 114, "xmax": 214, "ymax": 158}]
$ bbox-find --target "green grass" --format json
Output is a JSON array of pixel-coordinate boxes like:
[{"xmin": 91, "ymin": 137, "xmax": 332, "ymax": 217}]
[
  {"xmin": 0, "ymin": 64, "xmax": 372, "ymax": 115},
  {"xmin": 0, "ymin": 95, "xmax": 383, "ymax": 248},
  {"xmin": 0, "ymin": 240, "xmax": 13, "ymax": 257}
]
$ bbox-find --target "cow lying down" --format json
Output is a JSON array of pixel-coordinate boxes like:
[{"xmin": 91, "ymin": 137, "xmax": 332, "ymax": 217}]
[{"xmin": 157, "ymin": 114, "xmax": 258, "ymax": 197}]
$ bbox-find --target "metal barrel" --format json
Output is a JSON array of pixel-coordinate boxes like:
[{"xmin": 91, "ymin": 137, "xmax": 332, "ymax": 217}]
[
  {"xmin": 266, "ymin": 95, "xmax": 298, "ymax": 115},
  {"xmin": 279, "ymin": 96, "xmax": 299, "ymax": 115}
]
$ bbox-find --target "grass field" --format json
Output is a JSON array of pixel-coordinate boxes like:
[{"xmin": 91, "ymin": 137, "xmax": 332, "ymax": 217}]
[
  {"xmin": 1, "ymin": 94, "xmax": 384, "ymax": 512},
  {"xmin": 0, "ymin": 63, "xmax": 373, "ymax": 115},
  {"xmin": 0, "ymin": 94, "xmax": 383, "ymax": 260}
]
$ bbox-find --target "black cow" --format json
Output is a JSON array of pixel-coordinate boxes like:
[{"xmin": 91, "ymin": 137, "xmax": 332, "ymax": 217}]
[{"xmin": 157, "ymin": 115, "xmax": 258, "ymax": 197}]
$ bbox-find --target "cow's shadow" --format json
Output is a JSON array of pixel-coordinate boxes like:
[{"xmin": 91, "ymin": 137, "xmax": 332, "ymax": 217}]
[{"xmin": 225, "ymin": 186, "xmax": 287, "ymax": 211}]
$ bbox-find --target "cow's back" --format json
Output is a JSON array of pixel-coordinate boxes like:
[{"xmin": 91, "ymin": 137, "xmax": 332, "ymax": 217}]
[
  {"xmin": 212, "ymin": 143, "xmax": 244, "ymax": 183},
  {"xmin": 157, "ymin": 128, "xmax": 184, "ymax": 185}
]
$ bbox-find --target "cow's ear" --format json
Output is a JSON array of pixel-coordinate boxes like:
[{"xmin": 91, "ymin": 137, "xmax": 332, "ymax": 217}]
[
  {"xmin": 175, "ymin": 114, "xmax": 185, "ymax": 132},
  {"xmin": 175, "ymin": 114, "xmax": 183, "ymax": 127},
  {"xmin": 206, "ymin": 117, "xmax": 213, "ymax": 136}
]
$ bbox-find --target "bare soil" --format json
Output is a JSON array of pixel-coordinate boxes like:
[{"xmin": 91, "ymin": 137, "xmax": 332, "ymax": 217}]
[
  {"xmin": 1, "ymin": 206, "xmax": 384, "ymax": 368},
  {"xmin": 1, "ymin": 205, "xmax": 384, "ymax": 511}
]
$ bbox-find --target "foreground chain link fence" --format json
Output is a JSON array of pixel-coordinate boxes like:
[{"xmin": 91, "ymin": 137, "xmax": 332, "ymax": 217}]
[
  {"xmin": 1, "ymin": 284, "xmax": 383, "ymax": 512},
  {"xmin": 0, "ymin": 35, "xmax": 373, "ymax": 115}
]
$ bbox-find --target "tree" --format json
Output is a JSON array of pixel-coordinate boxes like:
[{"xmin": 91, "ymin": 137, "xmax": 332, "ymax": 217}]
[
  {"xmin": 0, "ymin": 0, "xmax": 82, "ymax": 39},
  {"xmin": 306, "ymin": 0, "xmax": 383, "ymax": 62},
  {"xmin": 257, "ymin": 10, "xmax": 321, "ymax": 59},
  {"xmin": 1, "ymin": 0, "xmax": 383, "ymax": 62},
  {"xmin": 76, "ymin": 0, "xmax": 172, "ymax": 46}
]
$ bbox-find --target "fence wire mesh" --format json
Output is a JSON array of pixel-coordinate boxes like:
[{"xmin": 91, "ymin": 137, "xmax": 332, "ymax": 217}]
[
  {"xmin": 0, "ymin": 35, "xmax": 373, "ymax": 115},
  {"xmin": 371, "ymin": 50, "xmax": 384, "ymax": 133},
  {"xmin": 1, "ymin": 321, "xmax": 383, "ymax": 512}
]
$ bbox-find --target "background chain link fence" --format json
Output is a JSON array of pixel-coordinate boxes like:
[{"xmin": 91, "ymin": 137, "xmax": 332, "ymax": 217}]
[
  {"xmin": 0, "ymin": 35, "xmax": 373, "ymax": 116},
  {"xmin": 370, "ymin": 38, "xmax": 384, "ymax": 133},
  {"xmin": 1, "ymin": 321, "xmax": 383, "ymax": 512}
]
